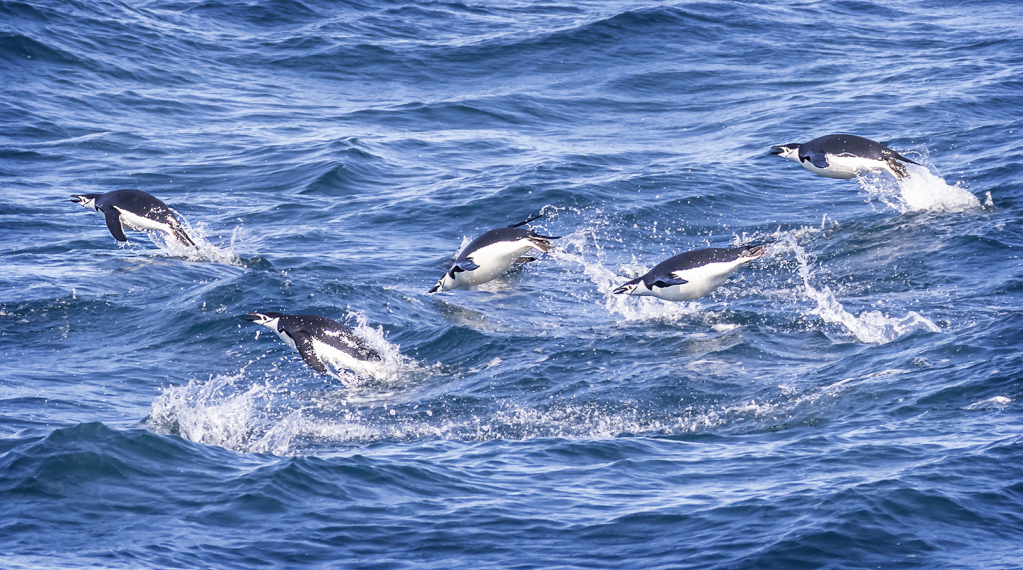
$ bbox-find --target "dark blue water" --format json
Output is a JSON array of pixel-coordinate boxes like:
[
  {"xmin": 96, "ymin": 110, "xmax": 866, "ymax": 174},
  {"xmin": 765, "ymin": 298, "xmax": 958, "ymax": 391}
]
[{"xmin": 3, "ymin": 0, "xmax": 1023, "ymax": 567}]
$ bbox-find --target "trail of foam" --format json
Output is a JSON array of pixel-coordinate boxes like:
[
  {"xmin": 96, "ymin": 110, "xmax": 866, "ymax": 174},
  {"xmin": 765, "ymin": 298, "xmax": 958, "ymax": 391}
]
[
  {"xmin": 773, "ymin": 232, "xmax": 940, "ymax": 344},
  {"xmin": 857, "ymin": 163, "xmax": 981, "ymax": 213},
  {"xmin": 147, "ymin": 370, "xmax": 866, "ymax": 454}
]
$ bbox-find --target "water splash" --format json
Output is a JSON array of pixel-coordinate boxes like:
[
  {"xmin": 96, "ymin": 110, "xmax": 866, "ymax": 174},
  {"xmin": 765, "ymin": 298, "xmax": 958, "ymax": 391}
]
[
  {"xmin": 342, "ymin": 309, "xmax": 438, "ymax": 389},
  {"xmin": 146, "ymin": 372, "xmax": 297, "ymax": 455},
  {"xmin": 773, "ymin": 232, "xmax": 940, "ymax": 344},
  {"xmin": 148, "ymin": 220, "xmax": 243, "ymax": 265},
  {"xmin": 857, "ymin": 163, "xmax": 981, "ymax": 213}
]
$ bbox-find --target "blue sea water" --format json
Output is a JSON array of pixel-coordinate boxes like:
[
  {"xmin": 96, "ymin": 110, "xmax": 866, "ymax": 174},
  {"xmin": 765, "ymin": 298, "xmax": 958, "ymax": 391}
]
[{"xmin": 2, "ymin": 0, "xmax": 1023, "ymax": 567}]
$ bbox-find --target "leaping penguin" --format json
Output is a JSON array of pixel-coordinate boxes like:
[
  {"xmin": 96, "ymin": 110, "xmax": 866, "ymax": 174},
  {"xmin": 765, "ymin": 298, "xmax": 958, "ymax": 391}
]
[
  {"xmin": 613, "ymin": 244, "xmax": 767, "ymax": 302},
  {"xmin": 429, "ymin": 215, "xmax": 559, "ymax": 293},
  {"xmin": 770, "ymin": 134, "xmax": 920, "ymax": 180},
  {"xmin": 245, "ymin": 312, "xmax": 383, "ymax": 379},
  {"xmin": 70, "ymin": 189, "xmax": 196, "ymax": 247}
]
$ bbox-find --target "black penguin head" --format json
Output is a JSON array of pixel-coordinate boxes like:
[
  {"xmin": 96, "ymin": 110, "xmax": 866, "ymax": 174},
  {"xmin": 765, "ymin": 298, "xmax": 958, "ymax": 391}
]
[{"xmin": 70, "ymin": 194, "xmax": 102, "ymax": 211}]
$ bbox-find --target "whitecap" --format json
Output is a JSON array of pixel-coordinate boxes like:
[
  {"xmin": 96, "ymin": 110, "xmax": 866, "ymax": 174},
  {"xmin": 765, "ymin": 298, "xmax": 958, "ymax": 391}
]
[{"xmin": 966, "ymin": 396, "xmax": 1012, "ymax": 410}]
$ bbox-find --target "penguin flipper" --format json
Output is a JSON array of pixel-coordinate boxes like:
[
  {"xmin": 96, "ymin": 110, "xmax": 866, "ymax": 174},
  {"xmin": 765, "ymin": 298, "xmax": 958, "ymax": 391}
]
[
  {"xmin": 102, "ymin": 208, "xmax": 128, "ymax": 242},
  {"xmin": 652, "ymin": 277, "xmax": 688, "ymax": 288},
  {"xmin": 293, "ymin": 333, "xmax": 327, "ymax": 374},
  {"xmin": 808, "ymin": 152, "xmax": 830, "ymax": 169},
  {"xmin": 455, "ymin": 259, "xmax": 480, "ymax": 272}
]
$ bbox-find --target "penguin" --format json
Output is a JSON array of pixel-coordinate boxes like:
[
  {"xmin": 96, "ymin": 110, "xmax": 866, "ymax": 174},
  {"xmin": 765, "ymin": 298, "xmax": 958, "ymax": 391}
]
[
  {"xmin": 429, "ymin": 215, "xmax": 559, "ymax": 293},
  {"xmin": 70, "ymin": 189, "xmax": 196, "ymax": 247},
  {"xmin": 245, "ymin": 312, "xmax": 383, "ymax": 379},
  {"xmin": 770, "ymin": 134, "xmax": 920, "ymax": 180},
  {"xmin": 613, "ymin": 244, "xmax": 767, "ymax": 302}
]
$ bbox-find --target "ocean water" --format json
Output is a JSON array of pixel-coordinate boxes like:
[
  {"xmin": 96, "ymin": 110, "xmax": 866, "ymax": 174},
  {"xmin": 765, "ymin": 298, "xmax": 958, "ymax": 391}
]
[{"xmin": 2, "ymin": 0, "xmax": 1022, "ymax": 567}]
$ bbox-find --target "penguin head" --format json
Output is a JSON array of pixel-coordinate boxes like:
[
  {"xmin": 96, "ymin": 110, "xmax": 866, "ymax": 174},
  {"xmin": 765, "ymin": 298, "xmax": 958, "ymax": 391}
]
[
  {"xmin": 429, "ymin": 274, "xmax": 452, "ymax": 294},
  {"xmin": 612, "ymin": 277, "xmax": 647, "ymax": 297},
  {"xmin": 769, "ymin": 144, "xmax": 801, "ymax": 162},
  {"xmin": 245, "ymin": 311, "xmax": 284, "ymax": 331},
  {"xmin": 70, "ymin": 194, "xmax": 101, "ymax": 212}
]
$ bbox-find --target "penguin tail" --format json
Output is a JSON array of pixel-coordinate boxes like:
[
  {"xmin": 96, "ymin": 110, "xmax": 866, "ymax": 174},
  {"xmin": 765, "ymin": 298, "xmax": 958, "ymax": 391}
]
[
  {"xmin": 613, "ymin": 277, "xmax": 642, "ymax": 295},
  {"xmin": 887, "ymin": 159, "xmax": 911, "ymax": 181},
  {"xmin": 528, "ymin": 236, "xmax": 558, "ymax": 253},
  {"xmin": 172, "ymin": 225, "xmax": 197, "ymax": 248},
  {"xmin": 742, "ymin": 244, "xmax": 770, "ymax": 260}
]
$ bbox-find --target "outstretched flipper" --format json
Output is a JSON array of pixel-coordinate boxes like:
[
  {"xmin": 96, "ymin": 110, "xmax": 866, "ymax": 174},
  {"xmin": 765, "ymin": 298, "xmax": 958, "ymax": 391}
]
[
  {"xmin": 652, "ymin": 277, "xmax": 688, "ymax": 288},
  {"xmin": 102, "ymin": 208, "xmax": 128, "ymax": 242},
  {"xmin": 293, "ymin": 332, "xmax": 327, "ymax": 373},
  {"xmin": 807, "ymin": 152, "xmax": 830, "ymax": 169},
  {"xmin": 453, "ymin": 259, "xmax": 480, "ymax": 273}
]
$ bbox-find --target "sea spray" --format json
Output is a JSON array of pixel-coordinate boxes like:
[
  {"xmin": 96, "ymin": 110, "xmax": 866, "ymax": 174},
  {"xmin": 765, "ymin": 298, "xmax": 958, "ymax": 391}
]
[{"xmin": 773, "ymin": 232, "xmax": 940, "ymax": 343}]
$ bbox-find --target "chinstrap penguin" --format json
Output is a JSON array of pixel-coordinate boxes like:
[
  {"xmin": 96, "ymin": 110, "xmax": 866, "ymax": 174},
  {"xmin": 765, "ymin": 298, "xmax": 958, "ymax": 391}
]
[
  {"xmin": 70, "ymin": 189, "xmax": 196, "ymax": 247},
  {"xmin": 613, "ymin": 244, "xmax": 767, "ymax": 302},
  {"xmin": 429, "ymin": 215, "xmax": 560, "ymax": 293},
  {"xmin": 245, "ymin": 312, "xmax": 383, "ymax": 379},
  {"xmin": 770, "ymin": 134, "xmax": 920, "ymax": 180}
]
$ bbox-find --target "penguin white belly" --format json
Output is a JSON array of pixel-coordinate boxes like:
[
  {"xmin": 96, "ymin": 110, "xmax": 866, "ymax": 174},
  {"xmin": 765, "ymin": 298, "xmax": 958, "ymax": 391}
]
[
  {"xmin": 311, "ymin": 338, "xmax": 383, "ymax": 378},
  {"xmin": 802, "ymin": 155, "xmax": 888, "ymax": 179},
  {"xmin": 655, "ymin": 259, "xmax": 749, "ymax": 301},
  {"xmin": 114, "ymin": 206, "xmax": 174, "ymax": 234},
  {"xmin": 454, "ymin": 239, "xmax": 536, "ymax": 287}
]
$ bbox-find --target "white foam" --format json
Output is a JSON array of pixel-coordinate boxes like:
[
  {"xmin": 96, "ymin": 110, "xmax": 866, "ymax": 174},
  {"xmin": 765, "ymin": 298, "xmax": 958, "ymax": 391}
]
[{"xmin": 857, "ymin": 163, "xmax": 981, "ymax": 213}]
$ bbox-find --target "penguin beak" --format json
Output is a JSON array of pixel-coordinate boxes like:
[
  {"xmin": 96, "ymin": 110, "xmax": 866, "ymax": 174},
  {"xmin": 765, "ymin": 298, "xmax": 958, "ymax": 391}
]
[
  {"xmin": 769, "ymin": 146, "xmax": 785, "ymax": 155},
  {"xmin": 70, "ymin": 195, "xmax": 83, "ymax": 204},
  {"xmin": 245, "ymin": 312, "xmax": 264, "ymax": 322}
]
